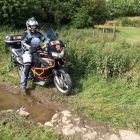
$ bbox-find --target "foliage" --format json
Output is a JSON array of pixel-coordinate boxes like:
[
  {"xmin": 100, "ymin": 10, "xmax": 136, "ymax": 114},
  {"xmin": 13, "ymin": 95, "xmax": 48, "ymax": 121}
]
[
  {"xmin": 72, "ymin": 0, "xmax": 107, "ymax": 28},
  {"xmin": 107, "ymin": 0, "xmax": 140, "ymax": 19},
  {"xmin": 0, "ymin": 0, "xmax": 45, "ymax": 28},
  {"xmin": 0, "ymin": 0, "xmax": 140, "ymax": 28},
  {"xmin": 0, "ymin": 0, "xmax": 106, "ymax": 28},
  {"xmin": 72, "ymin": 8, "xmax": 93, "ymax": 28}
]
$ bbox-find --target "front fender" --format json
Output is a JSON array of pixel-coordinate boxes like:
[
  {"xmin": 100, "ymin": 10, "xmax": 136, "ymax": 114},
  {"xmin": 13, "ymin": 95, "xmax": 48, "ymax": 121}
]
[{"xmin": 53, "ymin": 68, "xmax": 66, "ymax": 76}]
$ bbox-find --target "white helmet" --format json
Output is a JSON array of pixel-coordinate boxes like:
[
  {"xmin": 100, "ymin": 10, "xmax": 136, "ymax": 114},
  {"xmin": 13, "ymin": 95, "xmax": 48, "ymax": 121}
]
[{"xmin": 26, "ymin": 17, "xmax": 38, "ymax": 31}]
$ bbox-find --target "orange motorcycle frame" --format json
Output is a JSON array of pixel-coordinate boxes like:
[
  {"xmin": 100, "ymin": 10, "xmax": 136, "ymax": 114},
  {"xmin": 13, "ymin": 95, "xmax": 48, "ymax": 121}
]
[{"xmin": 31, "ymin": 57, "xmax": 66, "ymax": 80}]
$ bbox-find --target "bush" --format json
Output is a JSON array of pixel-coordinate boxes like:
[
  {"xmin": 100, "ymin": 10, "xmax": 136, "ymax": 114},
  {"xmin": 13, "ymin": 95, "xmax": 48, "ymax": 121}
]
[
  {"xmin": 107, "ymin": 0, "xmax": 140, "ymax": 19},
  {"xmin": 72, "ymin": 8, "xmax": 93, "ymax": 28},
  {"xmin": 72, "ymin": 0, "xmax": 107, "ymax": 28},
  {"xmin": 63, "ymin": 29, "xmax": 140, "ymax": 80},
  {"xmin": 0, "ymin": 0, "xmax": 109, "ymax": 28}
]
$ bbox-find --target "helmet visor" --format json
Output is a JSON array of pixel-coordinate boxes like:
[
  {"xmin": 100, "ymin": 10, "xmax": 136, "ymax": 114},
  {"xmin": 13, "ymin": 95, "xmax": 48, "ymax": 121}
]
[{"xmin": 30, "ymin": 25, "xmax": 38, "ymax": 29}]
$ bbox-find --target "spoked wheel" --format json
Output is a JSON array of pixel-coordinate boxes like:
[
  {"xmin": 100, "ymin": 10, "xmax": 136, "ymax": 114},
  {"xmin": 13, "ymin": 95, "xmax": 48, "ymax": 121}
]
[{"xmin": 54, "ymin": 70, "xmax": 72, "ymax": 95}]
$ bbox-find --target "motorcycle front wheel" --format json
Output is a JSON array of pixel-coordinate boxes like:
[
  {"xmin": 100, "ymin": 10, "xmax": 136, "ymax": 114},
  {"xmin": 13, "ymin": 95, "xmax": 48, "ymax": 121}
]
[{"xmin": 54, "ymin": 69, "xmax": 72, "ymax": 95}]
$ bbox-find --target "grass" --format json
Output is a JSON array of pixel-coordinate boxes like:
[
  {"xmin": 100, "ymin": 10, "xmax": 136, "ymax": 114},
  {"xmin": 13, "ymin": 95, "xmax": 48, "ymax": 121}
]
[
  {"xmin": 0, "ymin": 111, "xmax": 59, "ymax": 140},
  {"xmin": 59, "ymin": 27, "xmax": 140, "ymax": 132},
  {"xmin": 117, "ymin": 27, "xmax": 140, "ymax": 43},
  {"xmin": 1, "ymin": 24, "xmax": 140, "ymax": 134}
]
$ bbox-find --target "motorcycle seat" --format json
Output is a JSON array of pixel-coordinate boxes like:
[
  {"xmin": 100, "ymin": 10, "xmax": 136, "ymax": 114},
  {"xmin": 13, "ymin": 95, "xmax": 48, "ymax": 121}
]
[{"xmin": 5, "ymin": 35, "xmax": 21, "ymax": 49}]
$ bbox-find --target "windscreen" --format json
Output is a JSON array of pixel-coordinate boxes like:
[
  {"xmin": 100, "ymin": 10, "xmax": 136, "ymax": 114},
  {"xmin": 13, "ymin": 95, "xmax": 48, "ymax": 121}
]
[{"xmin": 43, "ymin": 27, "xmax": 57, "ymax": 41}]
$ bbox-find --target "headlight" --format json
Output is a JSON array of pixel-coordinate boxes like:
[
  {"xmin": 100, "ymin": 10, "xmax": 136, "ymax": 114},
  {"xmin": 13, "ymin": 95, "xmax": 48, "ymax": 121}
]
[{"xmin": 51, "ymin": 50, "xmax": 64, "ymax": 58}]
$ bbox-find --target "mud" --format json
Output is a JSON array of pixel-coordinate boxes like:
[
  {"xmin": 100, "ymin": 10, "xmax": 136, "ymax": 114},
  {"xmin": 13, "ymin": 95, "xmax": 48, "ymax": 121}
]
[{"xmin": 0, "ymin": 84, "xmax": 59, "ymax": 123}]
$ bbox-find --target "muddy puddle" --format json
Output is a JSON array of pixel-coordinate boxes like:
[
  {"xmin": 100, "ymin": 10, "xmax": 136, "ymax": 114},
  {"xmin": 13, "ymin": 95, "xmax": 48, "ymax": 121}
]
[{"xmin": 0, "ymin": 85, "xmax": 58, "ymax": 123}]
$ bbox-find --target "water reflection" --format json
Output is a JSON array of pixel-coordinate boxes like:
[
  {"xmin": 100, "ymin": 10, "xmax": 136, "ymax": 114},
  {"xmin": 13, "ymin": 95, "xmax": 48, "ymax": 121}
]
[{"xmin": 0, "ymin": 85, "xmax": 57, "ymax": 123}]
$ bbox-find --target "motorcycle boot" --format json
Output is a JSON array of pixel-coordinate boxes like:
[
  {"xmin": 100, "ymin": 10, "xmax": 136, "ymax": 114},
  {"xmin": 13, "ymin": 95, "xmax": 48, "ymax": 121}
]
[
  {"xmin": 20, "ymin": 63, "xmax": 31, "ymax": 95},
  {"xmin": 20, "ymin": 86, "xmax": 27, "ymax": 96}
]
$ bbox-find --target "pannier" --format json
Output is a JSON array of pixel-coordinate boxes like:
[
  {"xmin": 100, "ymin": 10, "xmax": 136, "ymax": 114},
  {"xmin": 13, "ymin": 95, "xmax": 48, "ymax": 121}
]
[{"xmin": 5, "ymin": 35, "xmax": 21, "ymax": 49}]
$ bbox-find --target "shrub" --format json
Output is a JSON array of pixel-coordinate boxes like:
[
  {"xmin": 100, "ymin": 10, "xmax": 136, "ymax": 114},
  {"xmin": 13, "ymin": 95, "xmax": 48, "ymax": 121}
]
[{"xmin": 72, "ymin": 8, "xmax": 93, "ymax": 28}]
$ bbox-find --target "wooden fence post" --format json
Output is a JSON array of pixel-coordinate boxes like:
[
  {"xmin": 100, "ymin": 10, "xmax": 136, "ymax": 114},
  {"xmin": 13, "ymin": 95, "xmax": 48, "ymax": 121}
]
[{"xmin": 113, "ymin": 23, "xmax": 116, "ymax": 39}]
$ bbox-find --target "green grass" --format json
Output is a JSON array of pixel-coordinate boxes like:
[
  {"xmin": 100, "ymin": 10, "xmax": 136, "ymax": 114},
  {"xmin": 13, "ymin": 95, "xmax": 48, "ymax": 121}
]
[
  {"xmin": 117, "ymin": 27, "xmax": 140, "ymax": 43},
  {"xmin": 0, "ymin": 111, "xmax": 59, "ymax": 140},
  {"xmin": 74, "ymin": 74, "xmax": 140, "ymax": 129},
  {"xmin": 1, "ymin": 26, "xmax": 140, "ymax": 133},
  {"xmin": 59, "ymin": 27, "xmax": 140, "ymax": 132}
]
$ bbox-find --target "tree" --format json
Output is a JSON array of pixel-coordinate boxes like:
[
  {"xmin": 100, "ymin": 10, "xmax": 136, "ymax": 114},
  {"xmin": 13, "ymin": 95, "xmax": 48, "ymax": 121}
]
[
  {"xmin": 0, "ymin": 0, "xmax": 45, "ymax": 27},
  {"xmin": 72, "ymin": 0, "xmax": 108, "ymax": 28},
  {"xmin": 106, "ymin": 0, "xmax": 140, "ymax": 19}
]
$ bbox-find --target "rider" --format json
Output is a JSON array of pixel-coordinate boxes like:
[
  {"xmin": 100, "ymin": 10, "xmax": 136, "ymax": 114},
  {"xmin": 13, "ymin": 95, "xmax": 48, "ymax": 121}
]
[{"xmin": 20, "ymin": 17, "xmax": 50, "ymax": 94}]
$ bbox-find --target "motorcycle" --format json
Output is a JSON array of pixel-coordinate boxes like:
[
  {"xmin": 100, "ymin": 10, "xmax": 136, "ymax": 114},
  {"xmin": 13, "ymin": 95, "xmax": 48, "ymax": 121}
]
[{"xmin": 4, "ymin": 27, "xmax": 72, "ymax": 95}]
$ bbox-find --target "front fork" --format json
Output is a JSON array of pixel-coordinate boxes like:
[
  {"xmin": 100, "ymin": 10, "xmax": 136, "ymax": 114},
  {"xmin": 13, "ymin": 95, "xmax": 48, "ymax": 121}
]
[
  {"xmin": 53, "ymin": 68, "xmax": 65, "ymax": 87},
  {"xmin": 53, "ymin": 67, "xmax": 66, "ymax": 76}
]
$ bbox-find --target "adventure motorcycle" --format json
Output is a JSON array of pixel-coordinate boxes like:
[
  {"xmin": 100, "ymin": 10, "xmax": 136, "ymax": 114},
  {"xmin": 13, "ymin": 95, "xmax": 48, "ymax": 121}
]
[{"xmin": 4, "ymin": 27, "xmax": 72, "ymax": 95}]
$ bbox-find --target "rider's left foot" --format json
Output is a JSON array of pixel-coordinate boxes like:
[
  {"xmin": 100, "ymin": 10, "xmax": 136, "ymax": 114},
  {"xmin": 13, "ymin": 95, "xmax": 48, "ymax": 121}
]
[{"xmin": 20, "ymin": 87, "xmax": 28, "ymax": 96}]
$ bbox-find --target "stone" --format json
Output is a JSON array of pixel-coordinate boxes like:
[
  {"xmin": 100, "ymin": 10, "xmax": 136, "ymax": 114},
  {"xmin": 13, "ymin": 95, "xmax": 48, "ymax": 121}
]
[
  {"xmin": 81, "ymin": 127, "xmax": 87, "ymax": 133},
  {"xmin": 62, "ymin": 127, "xmax": 75, "ymax": 135},
  {"xmin": 64, "ymin": 120, "xmax": 71, "ymax": 124},
  {"xmin": 37, "ymin": 122, "xmax": 44, "ymax": 127},
  {"xmin": 44, "ymin": 122, "xmax": 53, "ymax": 127},
  {"xmin": 109, "ymin": 134, "xmax": 120, "ymax": 140},
  {"xmin": 74, "ymin": 117, "xmax": 81, "ymax": 124},
  {"xmin": 85, "ymin": 125, "xmax": 91, "ymax": 129},
  {"xmin": 83, "ymin": 132, "xmax": 97, "ymax": 140},
  {"xmin": 119, "ymin": 130, "xmax": 140, "ymax": 140},
  {"xmin": 6, "ymin": 109, "xmax": 14, "ymax": 113},
  {"xmin": 61, "ymin": 110, "xmax": 72, "ymax": 117},
  {"xmin": 17, "ymin": 110, "xmax": 30, "ymax": 117},
  {"xmin": 64, "ymin": 124, "xmax": 74, "ymax": 129},
  {"xmin": 16, "ymin": 107, "xmax": 30, "ymax": 117},
  {"xmin": 51, "ymin": 113, "xmax": 59, "ymax": 121},
  {"xmin": 73, "ymin": 126, "xmax": 82, "ymax": 132},
  {"xmin": 62, "ymin": 116, "xmax": 68, "ymax": 122}
]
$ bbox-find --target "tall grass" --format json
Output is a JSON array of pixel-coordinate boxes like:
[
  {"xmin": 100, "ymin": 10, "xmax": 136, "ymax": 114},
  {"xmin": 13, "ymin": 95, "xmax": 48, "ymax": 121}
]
[
  {"xmin": 122, "ymin": 17, "xmax": 140, "ymax": 27},
  {"xmin": 61, "ymin": 28, "xmax": 140, "ymax": 79},
  {"xmin": 59, "ymin": 28, "xmax": 140, "ymax": 132}
]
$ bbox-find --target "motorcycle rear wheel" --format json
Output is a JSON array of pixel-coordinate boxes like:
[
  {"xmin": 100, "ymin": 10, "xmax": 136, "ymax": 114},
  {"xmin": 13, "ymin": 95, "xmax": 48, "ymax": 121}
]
[{"xmin": 54, "ymin": 70, "xmax": 72, "ymax": 95}]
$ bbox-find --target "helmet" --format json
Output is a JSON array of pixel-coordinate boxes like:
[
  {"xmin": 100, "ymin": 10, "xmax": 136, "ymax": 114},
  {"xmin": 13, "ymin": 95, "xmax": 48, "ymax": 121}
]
[{"xmin": 26, "ymin": 17, "xmax": 38, "ymax": 31}]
